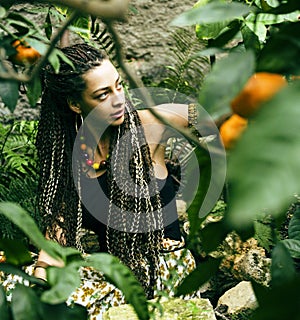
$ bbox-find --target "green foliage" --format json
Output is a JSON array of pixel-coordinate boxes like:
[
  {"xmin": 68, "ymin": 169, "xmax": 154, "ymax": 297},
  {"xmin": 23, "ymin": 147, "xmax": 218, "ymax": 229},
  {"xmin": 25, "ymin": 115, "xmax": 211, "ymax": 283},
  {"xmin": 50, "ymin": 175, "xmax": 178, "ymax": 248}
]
[
  {"xmin": 0, "ymin": 120, "xmax": 41, "ymax": 243},
  {"xmin": 0, "ymin": 202, "xmax": 150, "ymax": 320},
  {"xmin": 155, "ymin": 28, "xmax": 209, "ymax": 102}
]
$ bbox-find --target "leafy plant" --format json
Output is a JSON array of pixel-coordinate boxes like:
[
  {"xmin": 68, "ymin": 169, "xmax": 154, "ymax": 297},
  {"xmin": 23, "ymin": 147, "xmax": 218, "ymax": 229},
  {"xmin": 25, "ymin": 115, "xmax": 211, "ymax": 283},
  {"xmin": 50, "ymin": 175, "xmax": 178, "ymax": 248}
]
[
  {"xmin": 0, "ymin": 202, "xmax": 150, "ymax": 320},
  {"xmin": 0, "ymin": 120, "xmax": 41, "ymax": 244}
]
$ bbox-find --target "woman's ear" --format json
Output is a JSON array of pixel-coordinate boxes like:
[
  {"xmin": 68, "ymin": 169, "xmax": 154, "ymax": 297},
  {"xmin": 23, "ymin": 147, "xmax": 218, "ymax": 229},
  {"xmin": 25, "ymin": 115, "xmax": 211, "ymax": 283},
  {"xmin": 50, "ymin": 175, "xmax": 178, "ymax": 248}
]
[{"xmin": 67, "ymin": 99, "xmax": 81, "ymax": 114}]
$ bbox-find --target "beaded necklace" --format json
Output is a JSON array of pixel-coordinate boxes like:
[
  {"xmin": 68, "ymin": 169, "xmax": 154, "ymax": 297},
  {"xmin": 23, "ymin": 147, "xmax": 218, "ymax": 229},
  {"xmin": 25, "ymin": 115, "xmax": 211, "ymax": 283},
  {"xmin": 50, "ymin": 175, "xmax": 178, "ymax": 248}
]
[{"xmin": 79, "ymin": 135, "xmax": 110, "ymax": 171}]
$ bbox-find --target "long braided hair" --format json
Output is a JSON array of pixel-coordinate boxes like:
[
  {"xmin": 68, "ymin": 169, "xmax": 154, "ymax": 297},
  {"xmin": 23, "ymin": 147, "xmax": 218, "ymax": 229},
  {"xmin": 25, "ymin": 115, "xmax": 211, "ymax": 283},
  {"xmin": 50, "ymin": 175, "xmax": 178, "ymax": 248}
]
[{"xmin": 37, "ymin": 43, "xmax": 164, "ymax": 297}]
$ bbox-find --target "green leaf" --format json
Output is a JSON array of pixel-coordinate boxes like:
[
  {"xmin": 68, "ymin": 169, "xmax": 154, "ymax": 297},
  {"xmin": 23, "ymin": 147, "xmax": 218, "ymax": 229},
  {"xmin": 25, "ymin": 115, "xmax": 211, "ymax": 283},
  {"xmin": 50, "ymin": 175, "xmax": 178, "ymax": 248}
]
[
  {"xmin": 0, "ymin": 239, "xmax": 32, "ymax": 266},
  {"xmin": 187, "ymin": 147, "xmax": 211, "ymax": 236},
  {"xmin": 0, "ymin": 202, "xmax": 62, "ymax": 261},
  {"xmin": 175, "ymin": 257, "xmax": 221, "ymax": 296},
  {"xmin": 86, "ymin": 253, "xmax": 149, "ymax": 320},
  {"xmin": 0, "ymin": 78, "xmax": 19, "ymax": 112},
  {"xmin": 26, "ymin": 76, "xmax": 41, "ymax": 107},
  {"xmin": 257, "ymin": 22, "xmax": 300, "ymax": 75},
  {"xmin": 45, "ymin": 10, "xmax": 53, "ymax": 40},
  {"xmin": 241, "ymin": 23, "xmax": 261, "ymax": 55},
  {"xmin": 11, "ymin": 284, "xmax": 41, "ymax": 320},
  {"xmin": 288, "ymin": 205, "xmax": 300, "ymax": 240},
  {"xmin": 171, "ymin": 2, "xmax": 252, "ymax": 27},
  {"xmin": 281, "ymin": 239, "xmax": 300, "ymax": 259},
  {"xmin": 41, "ymin": 263, "xmax": 82, "ymax": 304},
  {"xmin": 208, "ymin": 20, "xmax": 242, "ymax": 48},
  {"xmin": 199, "ymin": 50, "xmax": 255, "ymax": 120},
  {"xmin": 251, "ymin": 277, "xmax": 300, "ymax": 320},
  {"xmin": 226, "ymin": 82, "xmax": 300, "ymax": 230},
  {"xmin": 41, "ymin": 302, "xmax": 88, "ymax": 320},
  {"xmin": 199, "ymin": 220, "xmax": 229, "ymax": 253},
  {"xmin": 0, "ymin": 285, "xmax": 10, "ymax": 320},
  {"xmin": 271, "ymin": 242, "xmax": 296, "ymax": 287}
]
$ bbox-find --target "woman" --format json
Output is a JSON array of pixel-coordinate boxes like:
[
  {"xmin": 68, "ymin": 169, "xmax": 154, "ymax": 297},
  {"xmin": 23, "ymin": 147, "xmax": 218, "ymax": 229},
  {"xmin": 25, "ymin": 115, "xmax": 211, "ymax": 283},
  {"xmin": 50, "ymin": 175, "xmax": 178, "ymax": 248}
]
[{"xmin": 34, "ymin": 43, "xmax": 199, "ymax": 319}]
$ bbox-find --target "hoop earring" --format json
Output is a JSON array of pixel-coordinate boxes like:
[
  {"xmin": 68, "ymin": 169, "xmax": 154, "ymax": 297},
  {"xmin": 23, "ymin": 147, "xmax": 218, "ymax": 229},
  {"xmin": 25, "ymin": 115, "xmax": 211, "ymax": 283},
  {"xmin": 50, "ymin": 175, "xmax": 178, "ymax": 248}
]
[{"xmin": 75, "ymin": 113, "xmax": 83, "ymax": 133}]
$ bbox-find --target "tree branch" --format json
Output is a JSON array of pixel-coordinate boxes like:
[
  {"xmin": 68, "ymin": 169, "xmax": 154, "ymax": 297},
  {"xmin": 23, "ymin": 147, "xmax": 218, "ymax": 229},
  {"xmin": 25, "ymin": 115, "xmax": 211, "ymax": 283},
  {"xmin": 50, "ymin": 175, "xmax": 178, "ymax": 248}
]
[{"xmin": 39, "ymin": 0, "xmax": 129, "ymax": 21}]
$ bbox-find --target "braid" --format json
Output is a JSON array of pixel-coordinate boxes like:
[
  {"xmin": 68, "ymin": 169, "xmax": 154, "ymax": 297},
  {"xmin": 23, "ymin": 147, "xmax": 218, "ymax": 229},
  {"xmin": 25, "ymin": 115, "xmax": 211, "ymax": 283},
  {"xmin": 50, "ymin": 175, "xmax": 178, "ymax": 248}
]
[
  {"xmin": 37, "ymin": 43, "xmax": 164, "ymax": 297},
  {"xmin": 106, "ymin": 100, "xmax": 164, "ymax": 298},
  {"xmin": 37, "ymin": 43, "xmax": 106, "ymax": 247}
]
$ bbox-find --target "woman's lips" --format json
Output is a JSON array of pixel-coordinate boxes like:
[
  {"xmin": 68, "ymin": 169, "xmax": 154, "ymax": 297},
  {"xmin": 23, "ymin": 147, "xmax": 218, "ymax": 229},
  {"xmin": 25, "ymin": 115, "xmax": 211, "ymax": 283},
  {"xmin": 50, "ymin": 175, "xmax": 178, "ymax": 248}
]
[{"xmin": 111, "ymin": 109, "xmax": 124, "ymax": 119}]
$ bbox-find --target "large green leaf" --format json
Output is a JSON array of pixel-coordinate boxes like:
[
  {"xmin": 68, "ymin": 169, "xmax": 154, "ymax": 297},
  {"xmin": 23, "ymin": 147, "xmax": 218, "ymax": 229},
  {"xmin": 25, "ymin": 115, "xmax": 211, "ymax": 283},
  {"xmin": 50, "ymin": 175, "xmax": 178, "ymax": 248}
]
[
  {"xmin": 41, "ymin": 302, "xmax": 88, "ymax": 320},
  {"xmin": 175, "ymin": 257, "xmax": 221, "ymax": 296},
  {"xmin": 251, "ymin": 277, "xmax": 300, "ymax": 320},
  {"xmin": 41, "ymin": 263, "xmax": 82, "ymax": 304},
  {"xmin": 226, "ymin": 81, "xmax": 300, "ymax": 229},
  {"xmin": 0, "ymin": 202, "xmax": 62, "ymax": 261},
  {"xmin": 86, "ymin": 253, "xmax": 149, "ymax": 320},
  {"xmin": 11, "ymin": 284, "xmax": 41, "ymax": 320},
  {"xmin": 0, "ymin": 285, "xmax": 10, "ymax": 320},
  {"xmin": 271, "ymin": 242, "xmax": 296, "ymax": 287},
  {"xmin": 198, "ymin": 50, "xmax": 255, "ymax": 120},
  {"xmin": 171, "ymin": 2, "xmax": 252, "ymax": 27}
]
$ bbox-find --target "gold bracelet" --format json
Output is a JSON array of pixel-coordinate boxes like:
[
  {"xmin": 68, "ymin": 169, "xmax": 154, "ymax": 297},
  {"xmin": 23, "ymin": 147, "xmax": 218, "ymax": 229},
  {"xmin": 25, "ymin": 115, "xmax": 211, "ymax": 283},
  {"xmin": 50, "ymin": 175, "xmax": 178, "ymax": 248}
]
[
  {"xmin": 34, "ymin": 261, "xmax": 50, "ymax": 270},
  {"xmin": 188, "ymin": 103, "xmax": 198, "ymax": 128}
]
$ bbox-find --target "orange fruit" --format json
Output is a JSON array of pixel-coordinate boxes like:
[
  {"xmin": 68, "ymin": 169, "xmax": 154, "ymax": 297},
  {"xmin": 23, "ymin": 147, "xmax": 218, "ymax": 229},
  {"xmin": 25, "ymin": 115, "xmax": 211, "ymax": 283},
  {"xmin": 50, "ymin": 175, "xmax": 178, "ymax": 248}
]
[
  {"xmin": 220, "ymin": 114, "xmax": 248, "ymax": 150},
  {"xmin": 231, "ymin": 72, "xmax": 287, "ymax": 118},
  {"xmin": 9, "ymin": 39, "xmax": 41, "ymax": 65}
]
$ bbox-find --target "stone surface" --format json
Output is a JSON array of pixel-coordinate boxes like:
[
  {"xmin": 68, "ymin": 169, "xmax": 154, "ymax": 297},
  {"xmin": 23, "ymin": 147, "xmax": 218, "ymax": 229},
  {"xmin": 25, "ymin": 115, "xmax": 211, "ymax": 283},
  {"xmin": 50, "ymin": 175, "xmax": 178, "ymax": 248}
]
[
  {"xmin": 216, "ymin": 281, "xmax": 258, "ymax": 315},
  {"xmin": 103, "ymin": 298, "xmax": 217, "ymax": 320}
]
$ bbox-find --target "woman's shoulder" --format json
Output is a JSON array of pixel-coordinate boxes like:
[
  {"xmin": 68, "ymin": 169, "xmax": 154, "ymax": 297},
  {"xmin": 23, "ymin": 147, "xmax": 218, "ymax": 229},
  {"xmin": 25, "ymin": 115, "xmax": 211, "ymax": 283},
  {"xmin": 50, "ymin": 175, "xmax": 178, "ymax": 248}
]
[{"xmin": 137, "ymin": 108, "xmax": 161, "ymax": 125}]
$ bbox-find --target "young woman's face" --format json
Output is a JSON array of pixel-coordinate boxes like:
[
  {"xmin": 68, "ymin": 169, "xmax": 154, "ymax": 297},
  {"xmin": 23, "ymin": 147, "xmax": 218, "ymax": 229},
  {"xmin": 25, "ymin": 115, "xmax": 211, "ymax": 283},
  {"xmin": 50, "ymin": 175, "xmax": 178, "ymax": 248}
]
[{"xmin": 79, "ymin": 59, "xmax": 125, "ymax": 126}]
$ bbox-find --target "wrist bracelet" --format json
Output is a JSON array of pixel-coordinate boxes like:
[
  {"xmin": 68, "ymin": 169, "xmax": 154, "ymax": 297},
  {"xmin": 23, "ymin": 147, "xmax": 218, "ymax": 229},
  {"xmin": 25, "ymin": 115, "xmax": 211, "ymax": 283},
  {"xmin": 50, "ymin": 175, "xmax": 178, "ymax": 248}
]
[{"xmin": 34, "ymin": 261, "xmax": 50, "ymax": 270}]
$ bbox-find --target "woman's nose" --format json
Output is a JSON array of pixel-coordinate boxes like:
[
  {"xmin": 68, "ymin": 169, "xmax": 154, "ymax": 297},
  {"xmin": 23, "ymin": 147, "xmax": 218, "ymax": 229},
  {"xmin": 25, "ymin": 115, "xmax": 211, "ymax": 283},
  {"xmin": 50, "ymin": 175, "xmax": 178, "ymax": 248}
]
[{"xmin": 111, "ymin": 90, "xmax": 125, "ymax": 107}]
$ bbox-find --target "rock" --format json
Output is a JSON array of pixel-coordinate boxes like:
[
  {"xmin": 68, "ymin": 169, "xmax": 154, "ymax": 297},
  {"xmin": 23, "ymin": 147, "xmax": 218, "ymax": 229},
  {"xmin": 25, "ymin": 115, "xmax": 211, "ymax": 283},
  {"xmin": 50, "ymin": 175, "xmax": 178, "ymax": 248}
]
[
  {"xmin": 216, "ymin": 281, "xmax": 258, "ymax": 315},
  {"xmin": 103, "ymin": 297, "xmax": 217, "ymax": 320}
]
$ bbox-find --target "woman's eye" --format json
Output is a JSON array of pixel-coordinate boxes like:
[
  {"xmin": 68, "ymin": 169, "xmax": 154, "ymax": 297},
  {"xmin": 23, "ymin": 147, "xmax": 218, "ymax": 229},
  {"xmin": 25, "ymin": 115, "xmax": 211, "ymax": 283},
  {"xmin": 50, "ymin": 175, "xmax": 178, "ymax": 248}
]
[
  {"xmin": 97, "ymin": 92, "xmax": 108, "ymax": 100},
  {"xmin": 116, "ymin": 81, "xmax": 123, "ymax": 90}
]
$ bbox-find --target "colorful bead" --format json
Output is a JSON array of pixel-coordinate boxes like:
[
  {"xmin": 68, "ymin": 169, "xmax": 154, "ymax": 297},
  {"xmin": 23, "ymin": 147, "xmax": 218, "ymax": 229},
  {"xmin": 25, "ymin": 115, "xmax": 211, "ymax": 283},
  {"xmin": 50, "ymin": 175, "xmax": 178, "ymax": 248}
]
[
  {"xmin": 86, "ymin": 159, "xmax": 94, "ymax": 166},
  {"xmin": 92, "ymin": 163, "xmax": 100, "ymax": 170},
  {"xmin": 80, "ymin": 135, "xmax": 109, "ymax": 171},
  {"xmin": 80, "ymin": 143, "xmax": 87, "ymax": 151}
]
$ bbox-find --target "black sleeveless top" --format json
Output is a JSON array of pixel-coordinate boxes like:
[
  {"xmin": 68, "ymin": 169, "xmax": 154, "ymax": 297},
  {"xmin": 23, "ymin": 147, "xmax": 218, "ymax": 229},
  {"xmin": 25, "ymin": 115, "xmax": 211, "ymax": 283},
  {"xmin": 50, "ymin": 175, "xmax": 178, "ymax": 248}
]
[{"xmin": 81, "ymin": 172, "xmax": 181, "ymax": 252}]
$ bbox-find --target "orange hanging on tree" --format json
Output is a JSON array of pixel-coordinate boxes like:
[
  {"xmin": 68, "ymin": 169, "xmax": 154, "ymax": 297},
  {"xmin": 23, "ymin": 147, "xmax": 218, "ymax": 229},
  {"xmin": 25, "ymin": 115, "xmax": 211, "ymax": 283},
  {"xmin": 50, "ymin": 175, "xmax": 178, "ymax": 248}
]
[
  {"xmin": 230, "ymin": 72, "xmax": 287, "ymax": 118},
  {"xmin": 219, "ymin": 114, "xmax": 248, "ymax": 150},
  {"xmin": 9, "ymin": 39, "xmax": 41, "ymax": 66}
]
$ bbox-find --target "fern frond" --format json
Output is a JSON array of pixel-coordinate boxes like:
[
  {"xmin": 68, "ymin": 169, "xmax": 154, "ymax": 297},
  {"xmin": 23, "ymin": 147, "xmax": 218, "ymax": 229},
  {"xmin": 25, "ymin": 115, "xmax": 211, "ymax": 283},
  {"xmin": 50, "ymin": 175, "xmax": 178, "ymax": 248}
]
[
  {"xmin": 159, "ymin": 27, "xmax": 210, "ymax": 102},
  {"xmin": 91, "ymin": 18, "xmax": 118, "ymax": 66}
]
